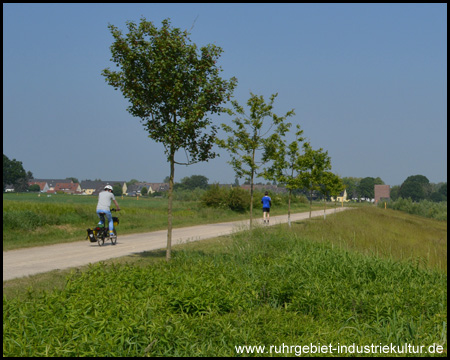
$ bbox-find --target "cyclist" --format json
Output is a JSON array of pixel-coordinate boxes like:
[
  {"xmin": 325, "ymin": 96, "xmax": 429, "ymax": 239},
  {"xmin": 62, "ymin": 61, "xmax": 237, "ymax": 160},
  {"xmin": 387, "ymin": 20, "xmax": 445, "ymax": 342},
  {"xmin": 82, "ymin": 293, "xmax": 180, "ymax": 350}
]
[{"xmin": 96, "ymin": 185, "xmax": 120, "ymax": 238}]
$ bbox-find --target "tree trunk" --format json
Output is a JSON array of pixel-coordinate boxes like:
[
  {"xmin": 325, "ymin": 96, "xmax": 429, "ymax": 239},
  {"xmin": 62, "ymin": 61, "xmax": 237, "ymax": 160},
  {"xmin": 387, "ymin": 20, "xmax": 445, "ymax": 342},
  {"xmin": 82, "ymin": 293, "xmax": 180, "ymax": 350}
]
[
  {"xmin": 309, "ymin": 189, "xmax": 313, "ymax": 219},
  {"xmin": 166, "ymin": 149, "xmax": 175, "ymax": 261},
  {"xmin": 249, "ymin": 169, "xmax": 254, "ymax": 230},
  {"xmin": 249, "ymin": 147, "xmax": 256, "ymax": 230},
  {"xmin": 288, "ymin": 189, "xmax": 292, "ymax": 227}
]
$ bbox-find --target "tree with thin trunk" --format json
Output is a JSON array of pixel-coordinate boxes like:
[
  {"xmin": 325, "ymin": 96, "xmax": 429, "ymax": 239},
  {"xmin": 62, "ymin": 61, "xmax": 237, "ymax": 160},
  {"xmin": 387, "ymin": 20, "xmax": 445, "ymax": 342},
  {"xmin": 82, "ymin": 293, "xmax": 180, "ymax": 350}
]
[
  {"xmin": 299, "ymin": 143, "xmax": 332, "ymax": 218},
  {"xmin": 262, "ymin": 125, "xmax": 307, "ymax": 227},
  {"xmin": 217, "ymin": 92, "xmax": 294, "ymax": 229},
  {"xmin": 319, "ymin": 171, "xmax": 344, "ymax": 219},
  {"xmin": 102, "ymin": 18, "xmax": 237, "ymax": 260}
]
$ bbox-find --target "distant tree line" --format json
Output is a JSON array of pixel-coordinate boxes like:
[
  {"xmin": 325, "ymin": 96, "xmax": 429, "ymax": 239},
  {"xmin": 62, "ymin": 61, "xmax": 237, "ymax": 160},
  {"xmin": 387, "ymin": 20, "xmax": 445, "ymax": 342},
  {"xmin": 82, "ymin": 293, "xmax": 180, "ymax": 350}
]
[
  {"xmin": 391, "ymin": 175, "xmax": 446, "ymax": 203},
  {"xmin": 3, "ymin": 154, "xmax": 33, "ymax": 192},
  {"xmin": 342, "ymin": 175, "xmax": 446, "ymax": 203},
  {"xmin": 342, "ymin": 176, "xmax": 384, "ymax": 201},
  {"xmin": 5, "ymin": 153, "xmax": 446, "ymax": 206}
]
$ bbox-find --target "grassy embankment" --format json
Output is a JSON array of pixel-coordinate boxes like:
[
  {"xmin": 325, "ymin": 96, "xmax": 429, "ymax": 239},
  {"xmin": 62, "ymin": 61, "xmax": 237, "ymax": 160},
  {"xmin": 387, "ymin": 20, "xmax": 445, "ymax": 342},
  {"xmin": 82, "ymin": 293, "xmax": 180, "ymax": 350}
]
[{"xmin": 3, "ymin": 206, "xmax": 447, "ymax": 357}]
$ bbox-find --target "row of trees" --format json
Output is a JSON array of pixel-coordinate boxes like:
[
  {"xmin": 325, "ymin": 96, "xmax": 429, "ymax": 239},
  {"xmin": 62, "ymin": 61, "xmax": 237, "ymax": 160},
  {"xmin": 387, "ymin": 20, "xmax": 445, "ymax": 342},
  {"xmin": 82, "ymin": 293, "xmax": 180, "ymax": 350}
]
[
  {"xmin": 217, "ymin": 96, "xmax": 343, "ymax": 227},
  {"xmin": 101, "ymin": 18, "xmax": 343, "ymax": 260}
]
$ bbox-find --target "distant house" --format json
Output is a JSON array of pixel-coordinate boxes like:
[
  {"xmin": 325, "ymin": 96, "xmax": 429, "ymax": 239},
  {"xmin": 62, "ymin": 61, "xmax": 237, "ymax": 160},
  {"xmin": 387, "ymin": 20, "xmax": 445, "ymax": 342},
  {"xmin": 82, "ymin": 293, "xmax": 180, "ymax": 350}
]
[
  {"xmin": 28, "ymin": 181, "xmax": 50, "ymax": 193},
  {"xmin": 29, "ymin": 179, "xmax": 84, "ymax": 194},
  {"xmin": 126, "ymin": 182, "xmax": 169, "ymax": 196},
  {"xmin": 331, "ymin": 189, "xmax": 349, "ymax": 203},
  {"xmin": 4, "ymin": 184, "xmax": 15, "ymax": 192},
  {"xmin": 374, "ymin": 185, "xmax": 390, "ymax": 204},
  {"xmin": 31, "ymin": 179, "xmax": 73, "ymax": 193},
  {"xmin": 127, "ymin": 183, "xmax": 146, "ymax": 196},
  {"xmin": 80, "ymin": 181, "xmax": 106, "ymax": 195},
  {"xmin": 51, "ymin": 182, "xmax": 82, "ymax": 194},
  {"xmin": 80, "ymin": 180, "xmax": 127, "ymax": 196},
  {"xmin": 146, "ymin": 183, "xmax": 169, "ymax": 193}
]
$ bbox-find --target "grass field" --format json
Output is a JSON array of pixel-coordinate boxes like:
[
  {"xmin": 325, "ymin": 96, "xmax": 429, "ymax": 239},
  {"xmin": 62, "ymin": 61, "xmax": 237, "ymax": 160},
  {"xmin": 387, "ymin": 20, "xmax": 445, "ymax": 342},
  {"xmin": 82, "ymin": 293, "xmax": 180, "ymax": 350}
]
[
  {"xmin": 3, "ymin": 193, "xmax": 321, "ymax": 250},
  {"xmin": 3, "ymin": 206, "xmax": 447, "ymax": 357}
]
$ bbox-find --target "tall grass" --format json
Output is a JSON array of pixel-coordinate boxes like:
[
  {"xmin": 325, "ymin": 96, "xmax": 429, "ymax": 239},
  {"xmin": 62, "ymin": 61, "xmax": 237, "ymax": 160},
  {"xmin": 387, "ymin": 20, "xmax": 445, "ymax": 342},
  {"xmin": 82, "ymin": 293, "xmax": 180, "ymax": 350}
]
[
  {"xmin": 291, "ymin": 206, "xmax": 447, "ymax": 272},
  {"xmin": 379, "ymin": 198, "xmax": 447, "ymax": 221},
  {"xmin": 3, "ymin": 212, "xmax": 447, "ymax": 357}
]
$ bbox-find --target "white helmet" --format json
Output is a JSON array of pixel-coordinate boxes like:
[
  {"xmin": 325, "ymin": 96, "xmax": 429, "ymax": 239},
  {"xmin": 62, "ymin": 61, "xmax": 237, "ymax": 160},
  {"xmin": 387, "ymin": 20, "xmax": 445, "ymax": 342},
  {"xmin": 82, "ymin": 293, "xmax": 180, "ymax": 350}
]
[{"xmin": 104, "ymin": 185, "xmax": 113, "ymax": 191}]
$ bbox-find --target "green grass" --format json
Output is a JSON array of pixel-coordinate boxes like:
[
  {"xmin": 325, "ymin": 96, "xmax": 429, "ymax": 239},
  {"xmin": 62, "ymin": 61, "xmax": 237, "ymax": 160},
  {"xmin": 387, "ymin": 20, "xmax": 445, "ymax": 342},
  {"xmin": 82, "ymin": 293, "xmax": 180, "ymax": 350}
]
[
  {"xmin": 3, "ymin": 207, "xmax": 447, "ymax": 357},
  {"xmin": 380, "ymin": 198, "xmax": 447, "ymax": 221},
  {"xmin": 291, "ymin": 206, "xmax": 447, "ymax": 272},
  {"xmin": 3, "ymin": 193, "xmax": 320, "ymax": 250}
]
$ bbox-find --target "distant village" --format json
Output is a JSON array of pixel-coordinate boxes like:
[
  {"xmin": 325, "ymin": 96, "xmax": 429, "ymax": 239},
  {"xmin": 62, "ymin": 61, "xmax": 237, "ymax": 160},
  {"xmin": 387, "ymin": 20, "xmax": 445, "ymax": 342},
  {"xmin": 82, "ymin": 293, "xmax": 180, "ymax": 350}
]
[
  {"xmin": 19, "ymin": 179, "xmax": 170, "ymax": 197},
  {"xmin": 5, "ymin": 178, "xmax": 392, "ymax": 204},
  {"xmin": 21, "ymin": 179, "xmax": 291, "ymax": 197}
]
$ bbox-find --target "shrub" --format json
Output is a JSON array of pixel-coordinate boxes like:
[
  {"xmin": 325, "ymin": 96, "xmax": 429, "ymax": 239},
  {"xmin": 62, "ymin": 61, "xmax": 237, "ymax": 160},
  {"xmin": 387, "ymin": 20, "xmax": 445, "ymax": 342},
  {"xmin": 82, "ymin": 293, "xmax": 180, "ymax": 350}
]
[
  {"xmin": 380, "ymin": 198, "xmax": 447, "ymax": 221},
  {"xmin": 28, "ymin": 184, "xmax": 41, "ymax": 192},
  {"xmin": 201, "ymin": 185, "xmax": 251, "ymax": 213},
  {"xmin": 201, "ymin": 184, "xmax": 228, "ymax": 209},
  {"xmin": 227, "ymin": 187, "xmax": 250, "ymax": 213}
]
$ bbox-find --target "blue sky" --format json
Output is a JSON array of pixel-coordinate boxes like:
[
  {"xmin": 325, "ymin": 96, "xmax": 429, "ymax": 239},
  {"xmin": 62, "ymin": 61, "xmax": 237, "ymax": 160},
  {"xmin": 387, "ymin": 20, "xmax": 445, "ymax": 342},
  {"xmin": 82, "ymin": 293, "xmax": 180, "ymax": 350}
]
[{"xmin": 3, "ymin": 3, "xmax": 447, "ymax": 186}]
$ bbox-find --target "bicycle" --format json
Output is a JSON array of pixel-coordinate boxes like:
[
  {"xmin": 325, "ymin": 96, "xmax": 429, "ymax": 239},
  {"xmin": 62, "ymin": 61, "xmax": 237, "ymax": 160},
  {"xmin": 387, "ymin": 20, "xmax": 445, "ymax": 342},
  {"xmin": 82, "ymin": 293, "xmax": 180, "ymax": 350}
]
[{"xmin": 86, "ymin": 208, "xmax": 120, "ymax": 246}]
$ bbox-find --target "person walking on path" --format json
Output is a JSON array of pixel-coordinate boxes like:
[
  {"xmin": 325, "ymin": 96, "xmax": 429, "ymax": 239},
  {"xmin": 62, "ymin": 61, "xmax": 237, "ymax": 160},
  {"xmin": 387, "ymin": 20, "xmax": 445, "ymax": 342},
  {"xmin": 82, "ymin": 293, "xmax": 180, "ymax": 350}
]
[{"xmin": 261, "ymin": 191, "xmax": 272, "ymax": 224}]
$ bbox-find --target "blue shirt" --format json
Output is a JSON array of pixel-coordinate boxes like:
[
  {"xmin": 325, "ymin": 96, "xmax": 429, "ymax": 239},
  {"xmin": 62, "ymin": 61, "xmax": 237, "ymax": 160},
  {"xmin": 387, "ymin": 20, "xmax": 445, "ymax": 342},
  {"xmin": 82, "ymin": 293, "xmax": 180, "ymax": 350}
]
[{"xmin": 262, "ymin": 195, "xmax": 271, "ymax": 208}]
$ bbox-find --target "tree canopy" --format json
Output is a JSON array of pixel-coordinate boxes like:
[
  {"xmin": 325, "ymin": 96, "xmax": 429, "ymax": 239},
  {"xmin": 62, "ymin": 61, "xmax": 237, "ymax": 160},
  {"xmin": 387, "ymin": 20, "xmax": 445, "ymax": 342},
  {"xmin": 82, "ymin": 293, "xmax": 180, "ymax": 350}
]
[
  {"xmin": 3, "ymin": 154, "xmax": 33, "ymax": 192},
  {"xmin": 102, "ymin": 18, "xmax": 237, "ymax": 167},
  {"xmin": 177, "ymin": 175, "xmax": 209, "ymax": 190},
  {"xmin": 358, "ymin": 177, "xmax": 384, "ymax": 200},
  {"xmin": 298, "ymin": 144, "xmax": 331, "ymax": 218},
  {"xmin": 217, "ymin": 92, "xmax": 294, "ymax": 227},
  {"xmin": 399, "ymin": 175, "xmax": 431, "ymax": 202}
]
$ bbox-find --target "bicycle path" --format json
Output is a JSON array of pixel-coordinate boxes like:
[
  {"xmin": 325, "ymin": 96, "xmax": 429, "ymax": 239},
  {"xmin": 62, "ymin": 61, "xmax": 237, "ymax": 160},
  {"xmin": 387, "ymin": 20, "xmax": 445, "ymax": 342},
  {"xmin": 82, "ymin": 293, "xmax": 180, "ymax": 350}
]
[{"xmin": 3, "ymin": 207, "xmax": 350, "ymax": 281}]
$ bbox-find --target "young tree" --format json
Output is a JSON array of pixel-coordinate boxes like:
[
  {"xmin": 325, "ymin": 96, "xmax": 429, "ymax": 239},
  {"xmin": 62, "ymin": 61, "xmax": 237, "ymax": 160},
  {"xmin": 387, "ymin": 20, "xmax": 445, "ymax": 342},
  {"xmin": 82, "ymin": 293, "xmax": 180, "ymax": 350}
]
[
  {"xmin": 102, "ymin": 18, "xmax": 237, "ymax": 260},
  {"xmin": 262, "ymin": 125, "xmax": 307, "ymax": 227},
  {"xmin": 299, "ymin": 144, "xmax": 332, "ymax": 218},
  {"xmin": 217, "ymin": 92, "xmax": 294, "ymax": 228},
  {"xmin": 112, "ymin": 183, "xmax": 123, "ymax": 197},
  {"xmin": 319, "ymin": 171, "xmax": 344, "ymax": 219}
]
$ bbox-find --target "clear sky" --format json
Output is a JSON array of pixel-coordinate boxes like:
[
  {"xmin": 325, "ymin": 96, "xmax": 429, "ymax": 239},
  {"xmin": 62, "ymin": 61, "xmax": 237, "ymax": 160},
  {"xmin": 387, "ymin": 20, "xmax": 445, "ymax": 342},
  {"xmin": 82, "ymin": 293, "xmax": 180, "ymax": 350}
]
[{"xmin": 3, "ymin": 3, "xmax": 447, "ymax": 186}]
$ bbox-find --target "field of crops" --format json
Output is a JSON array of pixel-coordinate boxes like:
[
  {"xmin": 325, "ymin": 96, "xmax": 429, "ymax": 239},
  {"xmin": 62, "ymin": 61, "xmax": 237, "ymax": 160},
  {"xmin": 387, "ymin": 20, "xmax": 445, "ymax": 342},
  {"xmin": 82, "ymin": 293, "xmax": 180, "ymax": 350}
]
[{"xmin": 3, "ymin": 206, "xmax": 447, "ymax": 357}]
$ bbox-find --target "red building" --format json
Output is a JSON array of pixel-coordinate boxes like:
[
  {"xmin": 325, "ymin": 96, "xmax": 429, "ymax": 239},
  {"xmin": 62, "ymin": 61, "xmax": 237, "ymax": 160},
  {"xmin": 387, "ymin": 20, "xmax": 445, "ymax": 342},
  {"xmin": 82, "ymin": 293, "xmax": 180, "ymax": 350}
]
[{"xmin": 374, "ymin": 185, "xmax": 390, "ymax": 204}]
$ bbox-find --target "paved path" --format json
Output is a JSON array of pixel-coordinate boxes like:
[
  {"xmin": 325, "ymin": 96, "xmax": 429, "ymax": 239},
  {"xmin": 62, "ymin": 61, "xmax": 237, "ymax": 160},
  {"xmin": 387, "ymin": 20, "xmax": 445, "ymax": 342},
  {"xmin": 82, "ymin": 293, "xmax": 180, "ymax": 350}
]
[{"xmin": 3, "ymin": 207, "xmax": 350, "ymax": 281}]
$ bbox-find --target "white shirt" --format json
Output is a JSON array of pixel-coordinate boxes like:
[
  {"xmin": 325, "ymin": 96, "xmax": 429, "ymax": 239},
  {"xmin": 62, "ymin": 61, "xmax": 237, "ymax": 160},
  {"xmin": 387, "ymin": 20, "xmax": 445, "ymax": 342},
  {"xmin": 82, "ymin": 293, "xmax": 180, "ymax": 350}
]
[{"xmin": 96, "ymin": 190, "xmax": 115, "ymax": 211}]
